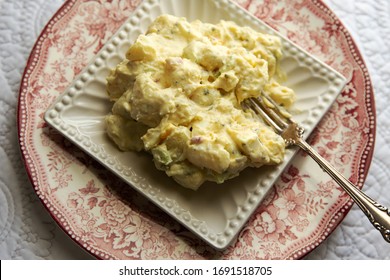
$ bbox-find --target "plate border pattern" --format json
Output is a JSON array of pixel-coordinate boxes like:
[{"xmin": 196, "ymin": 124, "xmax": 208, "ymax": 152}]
[{"xmin": 17, "ymin": 0, "xmax": 376, "ymax": 259}]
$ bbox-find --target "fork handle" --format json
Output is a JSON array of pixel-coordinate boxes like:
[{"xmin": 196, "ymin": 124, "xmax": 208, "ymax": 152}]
[{"xmin": 296, "ymin": 138, "xmax": 390, "ymax": 243}]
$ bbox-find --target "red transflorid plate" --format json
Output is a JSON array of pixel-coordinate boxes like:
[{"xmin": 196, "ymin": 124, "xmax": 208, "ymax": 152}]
[{"xmin": 18, "ymin": 0, "xmax": 375, "ymax": 259}]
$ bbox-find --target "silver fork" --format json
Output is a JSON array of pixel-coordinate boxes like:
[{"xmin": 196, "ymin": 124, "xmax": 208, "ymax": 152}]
[{"xmin": 245, "ymin": 94, "xmax": 390, "ymax": 243}]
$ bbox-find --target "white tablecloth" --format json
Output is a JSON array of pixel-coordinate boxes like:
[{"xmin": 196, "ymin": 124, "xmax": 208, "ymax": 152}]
[{"xmin": 1, "ymin": 0, "xmax": 389, "ymax": 259}]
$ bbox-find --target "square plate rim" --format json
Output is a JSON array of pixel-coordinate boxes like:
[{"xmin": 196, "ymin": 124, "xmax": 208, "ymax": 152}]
[{"xmin": 44, "ymin": 0, "xmax": 347, "ymax": 250}]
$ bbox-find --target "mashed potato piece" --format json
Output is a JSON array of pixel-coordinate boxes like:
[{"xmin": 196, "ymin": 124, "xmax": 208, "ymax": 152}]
[{"xmin": 105, "ymin": 15, "xmax": 295, "ymax": 190}]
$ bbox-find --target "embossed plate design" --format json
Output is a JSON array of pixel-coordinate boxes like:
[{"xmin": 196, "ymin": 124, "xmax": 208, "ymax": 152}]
[{"xmin": 42, "ymin": 0, "xmax": 346, "ymax": 249}]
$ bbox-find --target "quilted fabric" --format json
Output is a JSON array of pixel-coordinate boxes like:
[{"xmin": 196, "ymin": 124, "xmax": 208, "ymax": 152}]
[{"xmin": 0, "ymin": 0, "xmax": 389, "ymax": 259}]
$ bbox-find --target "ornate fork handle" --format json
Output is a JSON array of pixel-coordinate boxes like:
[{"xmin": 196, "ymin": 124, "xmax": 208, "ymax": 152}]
[
  {"xmin": 289, "ymin": 124, "xmax": 390, "ymax": 243},
  {"xmin": 248, "ymin": 96, "xmax": 390, "ymax": 243}
]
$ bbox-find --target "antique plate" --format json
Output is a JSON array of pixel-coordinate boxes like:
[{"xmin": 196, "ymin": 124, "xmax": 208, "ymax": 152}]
[{"xmin": 18, "ymin": 0, "xmax": 375, "ymax": 259}]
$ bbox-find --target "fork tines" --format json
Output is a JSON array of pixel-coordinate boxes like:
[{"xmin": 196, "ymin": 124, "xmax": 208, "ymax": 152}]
[{"xmin": 245, "ymin": 93, "xmax": 290, "ymax": 134}]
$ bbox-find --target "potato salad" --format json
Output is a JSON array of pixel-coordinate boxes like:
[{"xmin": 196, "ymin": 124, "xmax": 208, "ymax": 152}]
[{"xmin": 105, "ymin": 15, "xmax": 295, "ymax": 190}]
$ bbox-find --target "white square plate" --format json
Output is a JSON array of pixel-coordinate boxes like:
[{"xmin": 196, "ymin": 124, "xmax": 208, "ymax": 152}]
[{"xmin": 44, "ymin": 0, "xmax": 346, "ymax": 249}]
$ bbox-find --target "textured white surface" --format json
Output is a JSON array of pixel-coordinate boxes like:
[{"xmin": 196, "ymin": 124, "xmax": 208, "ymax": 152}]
[{"xmin": 0, "ymin": 0, "xmax": 389, "ymax": 259}]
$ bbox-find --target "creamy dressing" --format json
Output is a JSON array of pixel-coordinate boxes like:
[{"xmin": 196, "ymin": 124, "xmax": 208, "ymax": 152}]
[{"xmin": 105, "ymin": 15, "xmax": 295, "ymax": 190}]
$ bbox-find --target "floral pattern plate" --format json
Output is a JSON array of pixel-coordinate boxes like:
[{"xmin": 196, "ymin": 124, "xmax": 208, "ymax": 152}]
[{"xmin": 18, "ymin": 0, "xmax": 375, "ymax": 259}]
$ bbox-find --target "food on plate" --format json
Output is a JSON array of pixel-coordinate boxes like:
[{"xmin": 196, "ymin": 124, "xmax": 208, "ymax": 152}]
[{"xmin": 105, "ymin": 14, "xmax": 295, "ymax": 190}]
